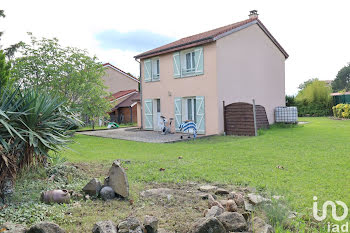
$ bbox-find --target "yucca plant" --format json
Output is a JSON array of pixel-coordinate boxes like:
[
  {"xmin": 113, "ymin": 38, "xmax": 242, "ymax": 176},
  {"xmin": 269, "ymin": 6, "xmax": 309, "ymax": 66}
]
[{"xmin": 0, "ymin": 87, "xmax": 81, "ymax": 200}]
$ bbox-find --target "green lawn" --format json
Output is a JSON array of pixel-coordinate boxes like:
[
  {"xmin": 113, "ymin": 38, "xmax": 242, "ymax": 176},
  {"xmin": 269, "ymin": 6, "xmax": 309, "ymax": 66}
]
[
  {"xmin": 61, "ymin": 117, "xmax": 350, "ymax": 220},
  {"xmin": 78, "ymin": 123, "xmax": 137, "ymax": 131}
]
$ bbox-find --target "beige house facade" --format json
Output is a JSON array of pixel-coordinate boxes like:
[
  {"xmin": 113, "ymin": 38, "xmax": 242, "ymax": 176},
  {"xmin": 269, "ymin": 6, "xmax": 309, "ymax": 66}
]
[
  {"xmin": 102, "ymin": 63, "xmax": 139, "ymax": 94},
  {"xmin": 135, "ymin": 11, "xmax": 288, "ymax": 135}
]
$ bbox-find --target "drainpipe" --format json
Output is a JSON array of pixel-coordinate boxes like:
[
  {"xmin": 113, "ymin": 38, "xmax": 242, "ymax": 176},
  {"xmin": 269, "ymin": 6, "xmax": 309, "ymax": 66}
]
[{"xmin": 135, "ymin": 58, "xmax": 142, "ymax": 129}]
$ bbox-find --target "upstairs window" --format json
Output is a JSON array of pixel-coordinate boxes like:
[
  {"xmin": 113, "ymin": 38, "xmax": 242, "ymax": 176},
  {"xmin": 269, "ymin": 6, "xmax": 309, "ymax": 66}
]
[
  {"xmin": 144, "ymin": 57, "xmax": 160, "ymax": 82},
  {"xmin": 173, "ymin": 47, "xmax": 203, "ymax": 78}
]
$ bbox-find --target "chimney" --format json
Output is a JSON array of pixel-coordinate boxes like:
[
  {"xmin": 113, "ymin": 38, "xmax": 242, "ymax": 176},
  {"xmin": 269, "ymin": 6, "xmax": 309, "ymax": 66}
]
[{"xmin": 249, "ymin": 10, "xmax": 259, "ymax": 19}]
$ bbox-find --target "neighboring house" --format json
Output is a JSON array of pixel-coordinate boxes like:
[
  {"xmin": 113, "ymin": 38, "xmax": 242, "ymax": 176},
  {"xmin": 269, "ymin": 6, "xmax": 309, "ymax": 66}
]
[
  {"xmin": 102, "ymin": 63, "xmax": 139, "ymax": 94},
  {"xmin": 134, "ymin": 10, "xmax": 288, "ymax": 135},
  {"xmin": 321, "ymin": 80, "xmax": 333, "ymax": 88},
  {"xmin": 109, "ymin": 89, "xmax": 140, "ymax": 125}
]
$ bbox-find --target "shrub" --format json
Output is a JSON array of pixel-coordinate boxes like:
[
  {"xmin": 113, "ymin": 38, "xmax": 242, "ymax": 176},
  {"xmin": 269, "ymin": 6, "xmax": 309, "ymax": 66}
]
[
  {"xmin": 295, "ymin": 80, "xmax": 333, "ymax": 116},
  {"xmin": 332, "ymin": 104, "xmax": 350, "ymax": 118}
]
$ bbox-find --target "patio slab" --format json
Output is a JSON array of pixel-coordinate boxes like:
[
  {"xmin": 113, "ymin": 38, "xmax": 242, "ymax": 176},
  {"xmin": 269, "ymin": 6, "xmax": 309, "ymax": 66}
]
[{"xmin": 77, "ymin": 127, "xmax": 200, "ymax": 143}]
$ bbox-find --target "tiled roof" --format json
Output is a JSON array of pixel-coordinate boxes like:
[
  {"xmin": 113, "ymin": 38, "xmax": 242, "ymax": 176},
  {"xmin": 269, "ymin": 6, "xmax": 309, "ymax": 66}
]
[
  {"xmin": 331, "ymin": 92, "xmax": 350, "ymax": 96},
  {"xmin": 113, "ymin": 92, "xmax": 140, "ymax": 109},
  {"xmin": 103, "ymin": 63, "xmax": 140, "ymax": 83},
  {"xmin": 110, "ymin": 89, "xmax": 137, "ymax": 101},
  {"xmin": 134, "ymin": 17, "xmax": 288, "ymax": 59}
]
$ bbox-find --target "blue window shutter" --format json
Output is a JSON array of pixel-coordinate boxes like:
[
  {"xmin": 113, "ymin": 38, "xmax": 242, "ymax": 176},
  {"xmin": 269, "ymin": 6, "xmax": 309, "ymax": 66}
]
[
  {"xmin": 174, "ymin": 97, "xmax": 182, "ymax": 131},
  {"xmin": 144, "ymin": 60, "xmax": 152, "ymax": 82},
  {"xmin": 144, "ymin": 99, "xmax": 153, "ymax": 130},
  {"xmin": 194, "ymin": 47, "xmax": 203, "ymax": 75},
  {"xmin": 195, "ymin": 96, "xmax": 205, "ymax": 134},
  {"xmin": 173, "ymin": 53, "xmax": 181, "ymax": 78}
]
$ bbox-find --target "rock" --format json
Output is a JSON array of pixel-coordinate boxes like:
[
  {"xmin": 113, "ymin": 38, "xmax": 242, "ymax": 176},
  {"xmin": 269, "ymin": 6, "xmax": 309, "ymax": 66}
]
[
  {"xmin": 198, "ymin": 192, "xmax": 217, "ymax": 200},
  {"xmin": 82, "ymin": 178, "xmax": 102, "ymax": 196},
  {"xmin": 143, "ymin": 215, "xmax": 158, "ymax": 233},
  {"xmin": 244, "ymin": 200, "xmax": 254, "ymax": 212},
  {"xmin": 0, "ymin": 222, "xmax": 26, "ymax": 233},
  {"xmin": 234, "ymin": 193, "xmax": 245, "ymax": 207},
  {"xmin": 92, "ymin": 220, "xmax": 117, "ymax": 233},
  {"xmin": 106, "ymin": 160, "xmax": 129, "ymax": 198},
  {"xmin": 84, "ymin": 194, "xmax": 91, "ymax": 200},
  {"xmin": 26, "ymin": 222, "xmax": 65, "ymax": 233},
  {"xmin": 217, "ymin": 212, "xmax": 247, "ymax": 232},
  {"xmin": 198, "ymin": 185, "xmax": 217, "ymax": 192},
  {"xmin": 242, "ymin": 212, "xmax": 251, "ymax": 221},
  {"xmin": 219, "ymin": 200, "xmax": 227, "ymax": 207},
  {"xmin": 118, "ymin": 217, "xmax": 143, "ymax": 233},
  {"xmin": 208, "ymin": 194, "xmax": 224, "ymax": 209},
  {"xmin": 288, "ymin": 211, "xmax": 298, "ymax": 219},
  {"xmin": 215, "ymin": 188, "xmax": 229, "ymax": 195},
  {"xmin": 205, "ymin": 206, "xmax": 224, "ymax": 218},
  {"xmin": 190, "ymin": 217, "xmax": 226, "ymax": 233},
  {"xmin": 140, "ymin": 188, "xmax": 174, "ymax": 198},
  {"xmin": 247, "ymin": 193, "xmax": 270, "ymax": 205},
  {"xmin": 226, "ymin": 199, "xmax": 238, "ymax": 212},
  {"xmin": 252, "ymin": 217, "xmax": 274, "ymax": 233},
  {"xmin": 100, "ymin": 186, "xmax": 115, "ymax": 201},
  {"xmin": 41, "ymin": 190, "xmax": 70, "ymax": 204}
]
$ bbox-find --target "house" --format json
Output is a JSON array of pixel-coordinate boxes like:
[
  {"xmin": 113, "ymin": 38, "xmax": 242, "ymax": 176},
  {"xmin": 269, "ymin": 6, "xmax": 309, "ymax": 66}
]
[
  {"xmin": 109, "ymin": 89, "xmax": 140, "ymax": 126},
  {"xmin": 331, "ymin": 92, "xmax": 350, "ymax": 105},
  {"xmin": 134, "ymin": 10, "xmax": 288, "ymax": 135},
  {"xmin": 102, "ymin": 63, "xmax": 139, "ymax": 94}
]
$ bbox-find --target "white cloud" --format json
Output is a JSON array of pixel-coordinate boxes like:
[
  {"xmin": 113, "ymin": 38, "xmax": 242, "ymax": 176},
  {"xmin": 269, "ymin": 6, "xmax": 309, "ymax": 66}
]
[{"xmin": 2, "ymin": 0, "xmax": 350, "ymax": 94}]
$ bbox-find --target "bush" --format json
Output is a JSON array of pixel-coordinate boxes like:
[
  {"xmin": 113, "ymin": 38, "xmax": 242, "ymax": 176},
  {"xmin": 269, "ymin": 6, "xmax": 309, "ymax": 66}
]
[
  {"xmin": 285, "ymin": 95, "xmax": 296, "ymax": 107},
  {"xmin": 332, "ymin": 104, "xmax": 350, "ymax": 118},
  {"xmin": 295, "ymin": 80, "xmax": 333, "ymax": 116},
  {"xmin": 296, "ymin": 102, "xmax": 332, "ymax": 116}
]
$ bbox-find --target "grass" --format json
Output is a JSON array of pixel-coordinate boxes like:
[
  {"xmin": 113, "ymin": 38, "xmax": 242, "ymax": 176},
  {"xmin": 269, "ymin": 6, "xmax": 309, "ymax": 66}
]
[
  {"xmin": 7, "ymin": 117, "xmax": 349, "ymax": 232},
  {"xmin": 62, "ymin": 118, "xmax": 350, "ymax": 219},
  {"xmin": 78, "ymin": 123, "xmax": 137, "ymax": 131}
]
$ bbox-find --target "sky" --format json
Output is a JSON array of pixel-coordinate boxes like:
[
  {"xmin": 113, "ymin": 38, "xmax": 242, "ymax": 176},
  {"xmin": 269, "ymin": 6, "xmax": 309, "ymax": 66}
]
[{"xmin": 1, "ymin": 0, "xmax": 350, "ymax": 95}]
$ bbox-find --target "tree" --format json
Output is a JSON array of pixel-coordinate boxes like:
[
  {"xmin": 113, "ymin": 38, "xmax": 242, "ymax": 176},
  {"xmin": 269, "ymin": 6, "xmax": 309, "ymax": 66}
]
[
  {"xmin": 298, "ymin": 78, "xmax": 318, "ymax": 90},
  {"xmin": 332, "ymin": 63, "xmax": 350, "ymax": 92},
  {"xmin": 11, "ymin": 35, "xmax": 112, "ymax": 126},
  {"xmin": 0, "ymin": 50, "xmax": 11, "ymax": 87}
]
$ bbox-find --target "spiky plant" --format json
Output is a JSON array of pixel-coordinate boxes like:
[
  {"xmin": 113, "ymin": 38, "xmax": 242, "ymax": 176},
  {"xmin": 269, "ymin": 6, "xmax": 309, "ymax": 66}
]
[{"xmin": 0, "ymin": 87, "xmax": 81, "ymax": 199}]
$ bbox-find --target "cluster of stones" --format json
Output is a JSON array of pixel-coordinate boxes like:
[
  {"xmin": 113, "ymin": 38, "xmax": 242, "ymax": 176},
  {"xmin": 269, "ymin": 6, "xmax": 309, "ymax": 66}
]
[
  {"xmin": 0, "ymin": 221, "xmax": 65, "ymax": 233},
  {"xmin": 92, "ymin": 215, "xmax": 159, "ymax": 233},
  {"xmin": 82, "ymin": 160, "xmax": 129, "ymax": 200},
  {"xmin": 191, "ymin": 185, "xmax": 274, "ymax": 233}
]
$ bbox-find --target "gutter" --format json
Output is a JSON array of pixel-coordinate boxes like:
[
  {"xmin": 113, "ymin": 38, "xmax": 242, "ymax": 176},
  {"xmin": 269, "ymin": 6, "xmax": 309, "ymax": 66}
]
[{"xmin": 135, "ymin": 58, "xmax": 143, "ymax": 129}]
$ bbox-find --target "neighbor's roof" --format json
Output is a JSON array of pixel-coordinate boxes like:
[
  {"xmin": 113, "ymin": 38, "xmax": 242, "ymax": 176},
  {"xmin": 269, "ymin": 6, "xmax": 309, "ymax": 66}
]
[
  {"xmin": 134, "ymin": 17, "xmax": 288, "ymax": 59},
  {"xmin": 331, "ymin": 92, "xmax": 350, "ymax": 96},
  {"xmin": 103, "ymin": 63, "xmax": 140, "ymax": 83},
  {"xmin": 113, "ymin": 92, "xmax": 140, "ymax": 110},
  {"xmin": 110, "ymin": 89, "xmax": 138, "ymax": 101}
]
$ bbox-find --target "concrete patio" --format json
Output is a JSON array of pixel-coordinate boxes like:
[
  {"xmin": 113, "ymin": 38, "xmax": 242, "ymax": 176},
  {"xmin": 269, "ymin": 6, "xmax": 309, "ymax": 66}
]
[{"xmin": 77, "ymin": 127, "xmax": 201, "ymax": 143}]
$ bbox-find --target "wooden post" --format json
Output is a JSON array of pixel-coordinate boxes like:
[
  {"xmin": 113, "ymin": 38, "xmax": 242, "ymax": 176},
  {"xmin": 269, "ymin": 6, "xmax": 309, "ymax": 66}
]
[
  {"xmin": 223, "ymin": 101, "xmax": 226, "ymax": 136},
  {"xmin": 252, "ymin": 99, "xmax": 257, "ymax": 136}
]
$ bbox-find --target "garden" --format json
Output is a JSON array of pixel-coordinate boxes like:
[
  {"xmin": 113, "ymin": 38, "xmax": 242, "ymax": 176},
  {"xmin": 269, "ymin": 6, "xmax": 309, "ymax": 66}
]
[{"xmin": 2, "ymin": 117, "xmax": 350, "ymax": 232}]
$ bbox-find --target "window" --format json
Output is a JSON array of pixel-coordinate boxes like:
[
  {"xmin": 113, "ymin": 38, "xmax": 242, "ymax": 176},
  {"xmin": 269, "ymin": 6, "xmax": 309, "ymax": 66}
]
[
  {"xmin": 173, "ymin": 47, "xmax": 203, "ymax": 78},
  {"xmin": 144, "ymin": 57, "xmax": 160, "ymax": 82},
  {"xmin": 156, "ymin": 99, "xmax": 160, "ymax": 113},
  {"xmin": 186, "ymin": 98, "xmax": 196, "ymax": 123},
  {"xmin": 152, "ymin": 59, "xmax": 160, "ymax": 79},
  {"xmin": 185, "ymin": 52, "xmax": 195, "ymax": 72}
]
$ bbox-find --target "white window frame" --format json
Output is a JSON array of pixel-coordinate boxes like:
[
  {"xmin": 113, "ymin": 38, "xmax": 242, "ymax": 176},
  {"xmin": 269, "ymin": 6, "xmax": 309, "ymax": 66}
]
[
  {"xmin": 183, "ymin": 97, "xmax": 196, "ymax": 123},
  {"xmin": 144, "ymin": 57, "xmax": 160, "ymax": 82},
  {"xmin": 152, "ymin": 58, "xmax": 160, "ymax": 80}
]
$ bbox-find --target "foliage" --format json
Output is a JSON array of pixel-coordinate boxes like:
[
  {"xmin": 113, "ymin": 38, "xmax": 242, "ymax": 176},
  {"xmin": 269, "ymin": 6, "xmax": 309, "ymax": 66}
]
[
  {"xmin": 332, "ymin": 104, "xmax": 350, "ymax": 118},
  {"xmin": 298, "ymin": 78, "xmax": 318, "ymax": 90},
  {"xmin": 295, "ymin": 79, "xmax": 332, "ymax": 116},
  {"xmin": 332, "ymin": 63, "xmax": 350, "ymax": 92},
  {"xmin": 11, "ymin": 34, "xmax": 111, "ymax": 122},
  {"xmin": 0, "ymin": 50, "xmax": 11, "ymax": 87},
  {"xmin": 0, "ymin": 87, "xmax": 81, "ymax": 196},
  {"xmin": 0, "ymin": 161, "xmax": 86, "ymax": 226},
  {"xmin": 285, "ymin": 95, "xmax": 296, "ymax": 106}
]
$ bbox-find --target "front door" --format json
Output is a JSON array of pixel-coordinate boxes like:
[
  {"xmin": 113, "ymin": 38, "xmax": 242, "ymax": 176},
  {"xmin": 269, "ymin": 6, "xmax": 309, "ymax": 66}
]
[{"xmin": 155, "ymin": 99, "xmax": 162, "ymax": 131}]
